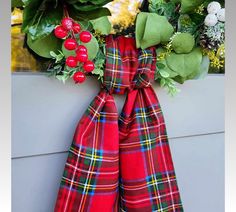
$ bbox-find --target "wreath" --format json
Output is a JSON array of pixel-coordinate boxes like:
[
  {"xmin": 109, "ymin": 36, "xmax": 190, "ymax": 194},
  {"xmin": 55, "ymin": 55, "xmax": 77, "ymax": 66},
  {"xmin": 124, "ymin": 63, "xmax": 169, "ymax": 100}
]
[{"xmin": 12, "ymin": 0, "xmax": 225, "ymax": 95}]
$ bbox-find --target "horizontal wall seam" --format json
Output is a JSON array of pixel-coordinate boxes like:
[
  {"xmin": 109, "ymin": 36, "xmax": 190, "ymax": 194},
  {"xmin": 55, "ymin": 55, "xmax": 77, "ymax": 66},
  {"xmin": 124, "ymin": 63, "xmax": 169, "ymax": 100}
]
[{"xmin": 12, "ymin": 131, "xmax": 225, "ymax": 160}]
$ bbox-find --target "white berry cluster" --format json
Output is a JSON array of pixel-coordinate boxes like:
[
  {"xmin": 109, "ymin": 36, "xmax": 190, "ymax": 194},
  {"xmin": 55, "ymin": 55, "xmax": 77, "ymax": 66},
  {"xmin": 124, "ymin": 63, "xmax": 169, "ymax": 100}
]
[{"xmin": 204, "ymin": 1, "xmax": 225, "ymax": 27}]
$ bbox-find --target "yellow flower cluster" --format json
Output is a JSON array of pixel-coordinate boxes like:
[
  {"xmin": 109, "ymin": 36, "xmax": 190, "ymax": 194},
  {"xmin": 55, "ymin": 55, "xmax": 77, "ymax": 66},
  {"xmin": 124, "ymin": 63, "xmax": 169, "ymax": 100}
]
[
  {"xmin": 203, "ymin": 44, "xmax": 225, "ymax": 69},
  {"xmin": 194, "ymin": 4, "xmax": 205, "ymax": 15},
  {"xmin": 105, "ymin": 0, "xmax": 143, "ymax": 33}
]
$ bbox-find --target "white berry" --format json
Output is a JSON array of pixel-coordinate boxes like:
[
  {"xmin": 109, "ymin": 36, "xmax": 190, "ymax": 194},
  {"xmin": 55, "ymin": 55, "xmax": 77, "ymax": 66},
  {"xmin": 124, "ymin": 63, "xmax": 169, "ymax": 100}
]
[
  {"xmin": 207, "ymin": 1, "xmax": 221, "ymax": 14},
  {"xmin": 204, "ymin": 14, "xmax": 218, "ymax": 26},
  {"xmin": 217, "ymin": 8, "xmax": 225, "ymax": 22}
]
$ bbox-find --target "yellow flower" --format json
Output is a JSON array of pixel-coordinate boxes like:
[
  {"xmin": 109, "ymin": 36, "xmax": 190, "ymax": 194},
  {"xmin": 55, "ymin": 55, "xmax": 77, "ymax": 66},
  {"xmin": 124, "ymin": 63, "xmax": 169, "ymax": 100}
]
[{"xmin": 105, "ymin": 0, "xmax": 142, "ymax": 33}]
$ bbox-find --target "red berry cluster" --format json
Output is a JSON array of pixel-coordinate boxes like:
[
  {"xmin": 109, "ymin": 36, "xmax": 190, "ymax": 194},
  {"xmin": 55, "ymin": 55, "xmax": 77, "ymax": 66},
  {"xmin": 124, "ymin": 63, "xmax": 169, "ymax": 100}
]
[{"xmin": 54, "ymin": 17, "xmax": 95, "ymax": 84}]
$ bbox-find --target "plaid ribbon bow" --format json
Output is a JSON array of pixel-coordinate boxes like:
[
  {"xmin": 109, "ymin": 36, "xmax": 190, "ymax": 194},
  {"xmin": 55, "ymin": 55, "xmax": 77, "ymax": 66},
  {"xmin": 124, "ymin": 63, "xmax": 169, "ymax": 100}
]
[{"xmin": 54, "ymin": 36, "xmax": 183, "ymax": 212}]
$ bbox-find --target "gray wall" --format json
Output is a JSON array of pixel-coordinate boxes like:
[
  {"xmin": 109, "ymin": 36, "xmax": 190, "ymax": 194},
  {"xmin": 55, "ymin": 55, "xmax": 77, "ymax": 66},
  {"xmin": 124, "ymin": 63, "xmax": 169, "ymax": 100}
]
[{"xmin": 12, "ymin": 74, "xmax": 224, "ymax": 212}]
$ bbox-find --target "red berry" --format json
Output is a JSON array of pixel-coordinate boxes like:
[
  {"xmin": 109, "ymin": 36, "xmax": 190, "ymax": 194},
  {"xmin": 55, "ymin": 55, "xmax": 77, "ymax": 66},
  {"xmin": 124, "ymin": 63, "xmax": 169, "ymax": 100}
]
[
  {"xmin": 73, "ymin": 71, "xmax": 86, "ymax": 84},
  {"xmin": 83, "ymin": 60, "xmax": 95, "ymax": 72},
  {"xmin": 66, "ymin": 56, "xmax": 77, "ymax": 68},
  {"xmin": 76, "ymin": 52, "xmax": 88, "ymax": 62},
  {"xmin": 73, "ymin": 23, "xmax": 81, "ymax": 34},
  {"xmin": 79, "ymin": 31, "xmax": 92, "ymax": 43},
  {"xmin": 64, "ymin": 38, "xmax": 77, "ymax": 50},
  {"xmin": 54, "ymin": 25, "xmax": 68, "ymax": 39},
  {"xmin": 61, "ymin": 17, "xmax": 73, "ymax": 30},
  {"xmin": 76, "ymin": 45, "xmax": 87, "ymax": 54}
]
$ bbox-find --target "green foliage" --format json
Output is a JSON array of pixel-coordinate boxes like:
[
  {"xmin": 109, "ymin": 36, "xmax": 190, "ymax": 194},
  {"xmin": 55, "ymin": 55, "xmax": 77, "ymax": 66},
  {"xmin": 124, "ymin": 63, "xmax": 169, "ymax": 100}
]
[
  {"xmin": 22, "ymin": 0, "xmax": 63, "ymax": 40},
  {"xmin": 83, "ymin": 35, "xmax": 99, "ymax": 60},
  {"xmin": 155, "ymin": 64, "xmax": 180, "ymax": 96},
  {"xmin": 180, "ymin": 0, "xmax": 205, "ymax": 13},
  {"xmin": 21, "ymin": 0, "xmax": 112, "ymax": 42},
  {"xmin": 91, "ymin": 17, "xmax": 111, "ymax": 35},
  {"xmin": 27, "ymin": 33, "xmax": 63, "ymax": 58},
  {"xmin": 156, "ymin": 47, "xmax": 209, "ymax": 84},
  {"xmin": 92, "ymin": 49, "xmax": 105, "ymax": 82},
  {"xmin": 136, "ymin": 12, "xmax": 174, "ymax": 49},
  {"xmin": 11, "ymin": 0, "xmax": 24, "ymax": 7},
  {"xmin": 172, "ymin": 32, "xmax": 195, "ymax": 53}
]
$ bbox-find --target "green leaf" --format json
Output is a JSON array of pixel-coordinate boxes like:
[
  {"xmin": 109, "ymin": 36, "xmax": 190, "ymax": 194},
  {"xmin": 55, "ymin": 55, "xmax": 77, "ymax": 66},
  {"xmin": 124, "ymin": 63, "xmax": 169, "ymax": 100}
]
[
  {"xmin": 61, "ymin": 44, "xmax": 76, "ymax": 58},
  {"xmin": 194, "ymin": 55, "xmax": 210, "ymax": 79},
  {"xmin": 22, "ymin": 0, "xmax": 63, "ymax": 40},
  {"xmin": 180, "ymin": 0, "xmax": 205, "ymax": 13},
  {"xmin": 159, "ymin": 69, "xmax": 170, "ymax": 78},
  {"xmin": 156, "ymin": 62, "xmax": 166, "ymax": 69},
  {"xmin": 172, "ymin": 33, "xmax": 195, "ymax": 54},
  {"xmin": 136, "ymin": 12, "xmax": 174, "ymax": 49},
  {"xmin": 12, "ymin": 0, "xmax": 24, "ymax": 7},
  {"xmin": 82, "ymin": 35, "xmax": 99, "ymax": 60},
  {"xmin": 91, "ymin": 16, "xmax": 111, "ymax": 35},
  {"xmin": 165, "ymin": 48, "xmax": 203, "ymax": 78},
  {"xmin": 27, "ymin": 33, "xmax": 63, "ymax": 58},
  {"xmin": 69, "ymin": 6, "xmax": 111, "ymax": 20}
]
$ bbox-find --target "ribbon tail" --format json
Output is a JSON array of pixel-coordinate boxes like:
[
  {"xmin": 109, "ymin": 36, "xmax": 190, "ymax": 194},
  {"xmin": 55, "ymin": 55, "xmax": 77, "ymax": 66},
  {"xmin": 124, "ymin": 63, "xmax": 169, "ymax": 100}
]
[
  {"xmin": 55, "ymin": 91, "xmax": 119, "ymax": 212},
  {"xmin": 119, "ymin": 87, "xmax": 183, "ymax": 211}
]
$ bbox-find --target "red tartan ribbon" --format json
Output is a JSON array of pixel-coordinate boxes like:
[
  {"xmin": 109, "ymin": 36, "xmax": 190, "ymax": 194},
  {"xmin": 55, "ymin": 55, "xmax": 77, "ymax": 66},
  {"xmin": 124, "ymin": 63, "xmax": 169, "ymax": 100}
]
[{"xmin": 54, "ymin": 36, "xmax": 183, "ymax": 212}]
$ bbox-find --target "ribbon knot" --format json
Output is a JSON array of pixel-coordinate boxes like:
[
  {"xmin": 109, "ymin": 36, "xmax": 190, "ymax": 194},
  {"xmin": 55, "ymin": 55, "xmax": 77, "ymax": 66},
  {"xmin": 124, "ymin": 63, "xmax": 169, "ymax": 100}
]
[{"xmin": 102, "ymin": 35, "xmax": 156, "ymax": 95}]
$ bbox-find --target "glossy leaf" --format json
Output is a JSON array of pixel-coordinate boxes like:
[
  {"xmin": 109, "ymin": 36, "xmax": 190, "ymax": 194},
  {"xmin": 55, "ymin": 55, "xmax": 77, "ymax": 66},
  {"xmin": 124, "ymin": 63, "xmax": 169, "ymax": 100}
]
[
  {"xmin": 22, "ymin": 0, "xmax": 63, "ymax": 40},
  {"xmin": 27, "ymin": 33, "xmax": 63, "ymax": 58}
]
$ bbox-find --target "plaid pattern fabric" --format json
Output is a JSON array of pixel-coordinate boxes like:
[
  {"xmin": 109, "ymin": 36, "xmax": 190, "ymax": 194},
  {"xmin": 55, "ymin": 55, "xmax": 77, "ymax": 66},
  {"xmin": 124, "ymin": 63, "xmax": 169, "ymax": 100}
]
[{"xmin": 54, "ymin": 36, "xmax": 183, "ymax": 212}]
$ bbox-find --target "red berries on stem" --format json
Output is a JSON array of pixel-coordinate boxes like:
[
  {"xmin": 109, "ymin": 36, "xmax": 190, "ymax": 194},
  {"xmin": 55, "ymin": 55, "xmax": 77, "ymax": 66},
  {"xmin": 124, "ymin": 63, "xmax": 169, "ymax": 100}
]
[
  {"xmin": 66, "ymin": 56, "xmax": 77, "ymax": 68},
  {"xmin": 76, "ymin": 52, "xmax": 88, "ymax": 63},
  {"xmin": 79, "ymin": 31, "xmax": 92, "ymax": 43},
  {"xmin": 83, "ymin": 61, "xmax": 95, "ymax": 72},
  {"xmin": 54, "ymin": 26, "xmax": 68, "ymax": 39},
  {"xmin": 73, "ymin": 71, "xmax": 86, "ymax": 84},
  {"xmin": 61, "ymin": 17, "xmax": 73, "ymax": 30},
  {"xmin": 72, "ymin": 23, "xmax": 81, "ymax": 34},
  {"xmin": 64, "ymin": 38, "xmax": 77, "ymax": 50},
  {"xmin": 54, "ymin": 15, "xmax": 94, "ymax": 84}
]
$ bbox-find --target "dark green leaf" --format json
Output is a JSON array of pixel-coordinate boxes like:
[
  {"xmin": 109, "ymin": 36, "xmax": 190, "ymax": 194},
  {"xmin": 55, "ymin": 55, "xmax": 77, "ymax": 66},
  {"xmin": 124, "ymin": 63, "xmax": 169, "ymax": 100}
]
[
  {"xmin": 27, "ymin": 33, "xmax": 63, "ymax": 58},
  {"xmin": 69, "ymin": 7, "xmax": 111, "ymax": 21},
  {"xmin": 12, "ymin": 0, "xmax": 24, "ymax": 7},
  {"xmin": 22, "ymin": 0, "xmax": 63, "ymax": 40}
]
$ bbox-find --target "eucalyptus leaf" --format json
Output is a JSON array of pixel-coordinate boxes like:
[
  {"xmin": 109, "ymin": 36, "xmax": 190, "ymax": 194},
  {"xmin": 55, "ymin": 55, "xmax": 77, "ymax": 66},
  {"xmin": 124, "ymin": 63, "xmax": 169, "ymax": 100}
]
[
  {"xmin": 27, "ymin": 33, "xmax": 63, "ymax": 58},
  {"xmin": 136, "ymin": 12, "xmax": 174, "ymax": 49},
  {"xmin": 91, "ymin": 16, "xmax": 111, "ymax": 35},
  {"xmin": 165, "ymin": 48, "xmax": 203, "ymax": 78},
  {"xmin": 82, "ymin": 35, "xmax": 99, "ymax": 60},
  {"xmin": 194, "ymin": 55, "xmax": 210, "ymax": 79},
  {"xmin": 62, "ymin": 44, "xmax": 76, "ymax": 58}
]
